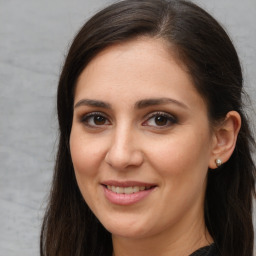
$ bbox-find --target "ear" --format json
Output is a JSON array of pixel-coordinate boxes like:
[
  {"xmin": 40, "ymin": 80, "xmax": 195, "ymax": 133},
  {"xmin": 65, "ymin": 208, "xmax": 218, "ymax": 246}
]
[{"xmin": 209, "ymin": 111, "xmax": 241, "ymax": 169}]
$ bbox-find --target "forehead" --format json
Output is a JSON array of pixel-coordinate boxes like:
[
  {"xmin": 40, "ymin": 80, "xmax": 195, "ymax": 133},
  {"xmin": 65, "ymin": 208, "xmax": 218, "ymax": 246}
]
[{"xmin": 75, "ymin": 37, "xmax": 204, "ymax": 110}]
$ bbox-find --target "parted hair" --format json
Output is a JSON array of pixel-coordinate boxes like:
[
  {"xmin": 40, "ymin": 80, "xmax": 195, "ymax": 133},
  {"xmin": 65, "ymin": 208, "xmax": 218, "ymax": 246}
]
[{"xmin": 40, "ymin": 1, "xmax": 256, "ymax": 255}]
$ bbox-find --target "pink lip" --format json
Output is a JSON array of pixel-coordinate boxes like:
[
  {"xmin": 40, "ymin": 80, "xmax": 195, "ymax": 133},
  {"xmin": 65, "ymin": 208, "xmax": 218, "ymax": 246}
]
[
  {"xmin": 102, "ymin": 180, "xmax": 156, "ymax": 187},
  {"xmin": 101, "ymin": 180, "xmax": 157, "ymax": 206}
]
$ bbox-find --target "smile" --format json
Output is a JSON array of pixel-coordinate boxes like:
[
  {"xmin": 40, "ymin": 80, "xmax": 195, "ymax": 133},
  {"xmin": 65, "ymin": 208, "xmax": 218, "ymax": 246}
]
[
  {"xmin": 106, "ymin": 185, "xmax": 152, "ymax": 194},
  {"xmin": 102, "ymin": 181, "xmax": 157, "ymax": 205}
]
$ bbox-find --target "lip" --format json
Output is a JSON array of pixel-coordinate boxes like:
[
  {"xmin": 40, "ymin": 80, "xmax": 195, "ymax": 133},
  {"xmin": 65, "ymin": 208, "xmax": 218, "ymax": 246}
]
[
  {"xmin": 102, "ymin": 180, "xmax": 156, "ymax": 187},
  {"xmin": 101, "ymin": 180, "xmax": 157, "ymax": 206}
]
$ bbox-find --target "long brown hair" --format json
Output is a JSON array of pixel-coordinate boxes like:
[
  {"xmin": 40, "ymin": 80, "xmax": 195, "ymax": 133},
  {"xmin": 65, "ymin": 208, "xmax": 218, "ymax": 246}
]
[{"xmin": 40, "ymin": 1, "xmax": 256, "ymax": 255}]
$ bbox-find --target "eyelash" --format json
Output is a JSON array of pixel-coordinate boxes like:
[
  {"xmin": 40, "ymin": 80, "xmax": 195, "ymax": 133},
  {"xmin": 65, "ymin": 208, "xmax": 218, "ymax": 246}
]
[
  {"xmin": 80, "ymin": 111, "xmax": 177, "ymax": 129},
  {"xmin": 80, "ymin": 112, "xmax": 111, "ymax": 128},
  {"xmin": 142, "ymin": 111, "xmax": 177, "ymax": 128}
]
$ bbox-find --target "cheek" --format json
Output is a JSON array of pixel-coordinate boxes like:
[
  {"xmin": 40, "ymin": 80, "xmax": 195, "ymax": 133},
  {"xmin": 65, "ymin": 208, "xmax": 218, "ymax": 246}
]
[
  {"xmin": 147, "ymin": 134, "xmax": 210, "ymax": 215},
  {"xmin": 69, "ymin": 129, "xmax": 105, "ymax": 206},
  {"xmin": 69, "ymin": 128, "xmax": 104, "ymax": 178},
  {"xmin": 146, "ymin": 129, "xmax": 211, "ymax": 179}
]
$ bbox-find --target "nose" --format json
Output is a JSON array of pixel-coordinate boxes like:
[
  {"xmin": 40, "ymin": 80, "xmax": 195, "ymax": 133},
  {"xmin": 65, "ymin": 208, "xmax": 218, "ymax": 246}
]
[{"xmin": 105, "ymin": 126, "xmax": 144, "ymax": 170}]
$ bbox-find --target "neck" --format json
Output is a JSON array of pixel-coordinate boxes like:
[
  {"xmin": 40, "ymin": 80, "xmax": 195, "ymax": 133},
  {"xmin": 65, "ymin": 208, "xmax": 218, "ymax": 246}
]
[{"xmin": 112, "ymin": 213, "xmax": 213, "ymax": 256}]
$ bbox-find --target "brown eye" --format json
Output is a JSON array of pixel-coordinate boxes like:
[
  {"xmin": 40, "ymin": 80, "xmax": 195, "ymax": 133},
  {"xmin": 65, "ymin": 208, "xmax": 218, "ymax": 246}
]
[
  {"xmin": 154, "ymin": 115, "xmax": 168, "ymax": 126},
  {"xmin": 94, "ymin": 115, "xmax": 107, "ymax": 125},
  {"xmin": 81, "ymin": 112, "xmax": 111, "ymax": 127},
  {"xmin": 142, "ymin": 112, "xmax": 177, "ymax": 128}
]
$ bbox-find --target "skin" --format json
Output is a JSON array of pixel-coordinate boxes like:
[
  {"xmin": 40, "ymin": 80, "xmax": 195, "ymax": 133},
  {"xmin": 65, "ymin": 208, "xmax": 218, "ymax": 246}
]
[{"xmin": 69, "ymin": 38, "xmax": 240, "ymax": 256}]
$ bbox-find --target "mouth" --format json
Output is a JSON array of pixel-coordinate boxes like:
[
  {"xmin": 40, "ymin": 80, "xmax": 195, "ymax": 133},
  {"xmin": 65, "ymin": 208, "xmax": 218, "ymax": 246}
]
[
  {"xmin": 101, "ymin": 181, "xmax": 157, "ymax": 205},
  {"xmin": 104, "ymin": 185, "xmax": 154, "ymax": 194}
]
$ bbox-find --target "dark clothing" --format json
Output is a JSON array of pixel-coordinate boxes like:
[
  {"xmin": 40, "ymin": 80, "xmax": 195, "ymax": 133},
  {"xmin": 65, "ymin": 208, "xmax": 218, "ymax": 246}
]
[{"xmin": 189, "ymin": 244, "xmax": 219, "ymax": 256}]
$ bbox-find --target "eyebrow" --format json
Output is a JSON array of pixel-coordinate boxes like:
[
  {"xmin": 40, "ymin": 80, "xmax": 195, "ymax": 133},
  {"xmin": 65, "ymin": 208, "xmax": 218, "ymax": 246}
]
[
  {"xmin": 74, "ymin": 99, "xmax": 111, "ymax": 109},
  {"xmin": 74, "ymin": 97, "xmax": 188, "ymax": 109},
  {"xmin": 135, "ymin": 98, "xmax": 188, "ymax": 109}
]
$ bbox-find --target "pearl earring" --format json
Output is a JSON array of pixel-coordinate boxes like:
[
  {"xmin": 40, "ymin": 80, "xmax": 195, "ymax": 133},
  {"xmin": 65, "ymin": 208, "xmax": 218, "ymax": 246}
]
[{"xmin": 215, "ymin": 159, "xmax": 222, "ymax": 168}]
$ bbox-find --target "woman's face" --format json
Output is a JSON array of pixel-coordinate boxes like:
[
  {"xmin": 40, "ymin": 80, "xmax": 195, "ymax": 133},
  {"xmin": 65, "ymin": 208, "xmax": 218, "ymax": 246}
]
[{"xmin": 70, "ymin": 38, "xmax": 215, "ymax": 240}]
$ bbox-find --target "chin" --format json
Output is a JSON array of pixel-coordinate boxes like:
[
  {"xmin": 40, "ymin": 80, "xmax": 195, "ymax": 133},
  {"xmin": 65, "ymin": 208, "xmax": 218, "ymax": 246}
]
[{"xmin": 101, "ymin": 216, "xmax": 152, "ymax": 239}]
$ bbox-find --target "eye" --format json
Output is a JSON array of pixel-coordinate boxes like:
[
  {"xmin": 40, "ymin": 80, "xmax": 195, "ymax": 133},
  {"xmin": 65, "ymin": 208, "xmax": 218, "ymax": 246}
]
[
  {"xmin": 142, "ymin": 112, "xmax": 177, "ymax": 128},
  {"xmin": 81, "ymin": 112, "xmax": 111, "ymax": 127}
]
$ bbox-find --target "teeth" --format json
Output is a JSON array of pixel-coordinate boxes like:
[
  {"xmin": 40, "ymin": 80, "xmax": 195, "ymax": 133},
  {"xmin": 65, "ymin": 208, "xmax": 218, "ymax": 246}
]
[
  {"xmin": 107, "ymin": 185, "xmax": 150, "ymax": 194},
  {"xmin": 116, "ymin": 186, "xmax": 123, "ymax": 193},
  {"xmin": 133, "ymin": 186, "xmax": 139, "ymax": 193}
]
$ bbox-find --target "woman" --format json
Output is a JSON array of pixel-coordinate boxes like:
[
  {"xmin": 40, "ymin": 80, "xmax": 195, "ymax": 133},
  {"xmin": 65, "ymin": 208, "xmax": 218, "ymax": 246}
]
[{"xmin": 40, "ymin": 0, "xmax": 256, "ymax": 255}]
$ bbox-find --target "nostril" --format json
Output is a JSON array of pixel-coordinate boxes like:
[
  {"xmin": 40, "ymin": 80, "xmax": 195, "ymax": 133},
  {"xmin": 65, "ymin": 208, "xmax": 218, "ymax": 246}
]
[{"xmin": 105, "ymin": 146, "xmax": 144, "ymax": 169}]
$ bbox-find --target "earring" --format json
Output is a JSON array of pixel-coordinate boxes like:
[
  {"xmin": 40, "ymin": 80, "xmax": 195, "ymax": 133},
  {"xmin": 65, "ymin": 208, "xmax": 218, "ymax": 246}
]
[{"xmin": 215, "ymin": 159, "xmax": 222, "ymax": 168}]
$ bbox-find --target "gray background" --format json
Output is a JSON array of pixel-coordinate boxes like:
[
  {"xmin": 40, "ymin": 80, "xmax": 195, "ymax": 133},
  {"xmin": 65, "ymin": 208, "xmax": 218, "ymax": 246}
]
[{"xmin": 0, "ymin": 0, "xmax": 255, "ymax": 255}]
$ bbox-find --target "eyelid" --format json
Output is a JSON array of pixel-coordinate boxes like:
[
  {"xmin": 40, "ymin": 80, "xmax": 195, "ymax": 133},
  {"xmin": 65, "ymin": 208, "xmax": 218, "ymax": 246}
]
[
  {"xmin": 145, "ymin": 111, "xmax": 175, "ymax": 119},
  {"xmin": 142, "ymin": 111, "xmax": 177, "ymax": 127},
  {"xmin": 78, "ymin": 110, "xmax": 177, "ymax": 129},
  {"xmin": 80, "ymin": 111, "xmax": 111, "ymax": 127}
]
